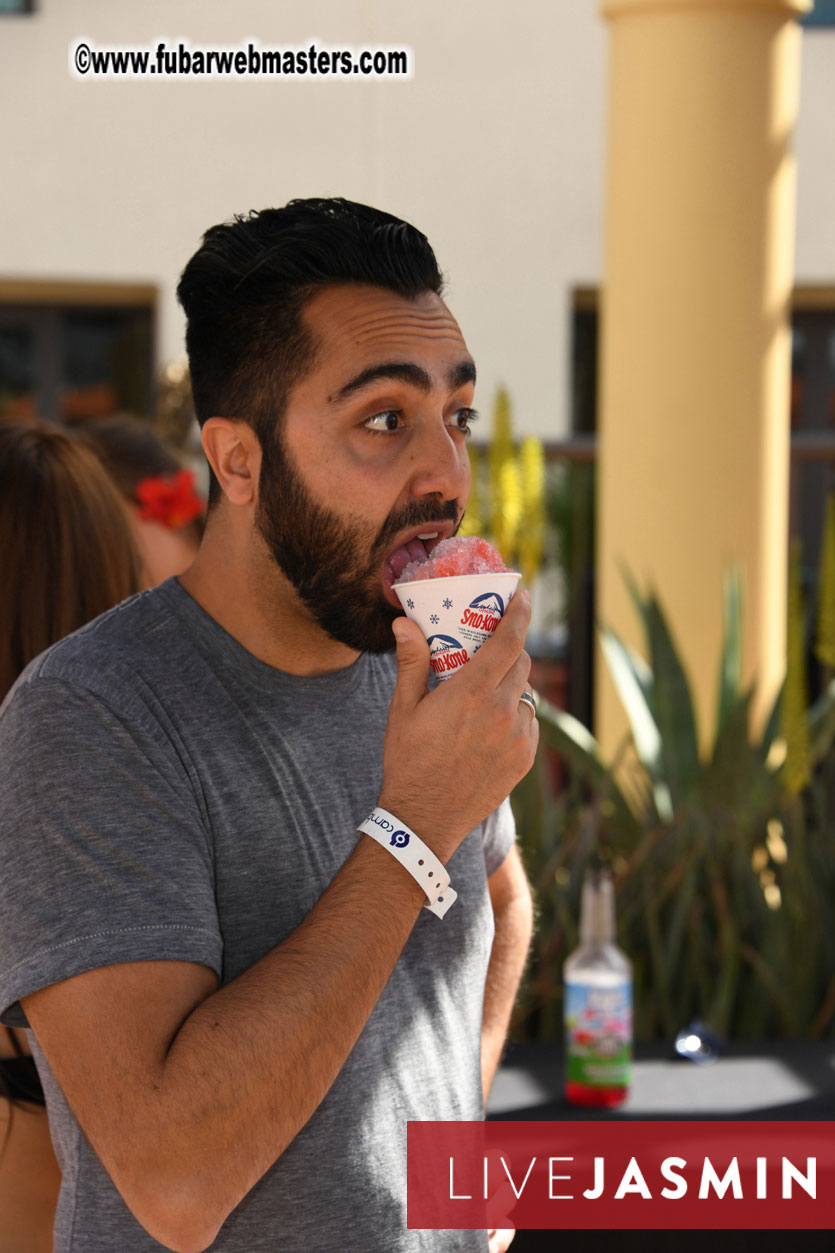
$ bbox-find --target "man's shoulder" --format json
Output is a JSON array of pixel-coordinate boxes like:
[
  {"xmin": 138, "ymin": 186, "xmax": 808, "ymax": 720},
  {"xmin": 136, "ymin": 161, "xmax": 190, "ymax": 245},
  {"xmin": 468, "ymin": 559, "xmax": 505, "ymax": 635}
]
[
  {"xmin": 3, "ymin": 583, "xmax": 399, "ymax": 734},
  {"xmin": 0, "ymin": 580, "xmax": 213, "ymax": 795},
  {"xmin": 4, "ymin": 582, "xmax": 189, "ymax": 723},
  {"xmin": 32, "ymin": 582, "xmax": 180, "ymax": 683}
]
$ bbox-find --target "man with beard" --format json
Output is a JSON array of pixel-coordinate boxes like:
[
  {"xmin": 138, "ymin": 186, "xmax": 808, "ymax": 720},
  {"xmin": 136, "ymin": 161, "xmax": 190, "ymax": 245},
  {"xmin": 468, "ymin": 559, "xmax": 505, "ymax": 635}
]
[{"xmin": 0, "ymin": 199, "xmax": 537, "ymax": 1253}]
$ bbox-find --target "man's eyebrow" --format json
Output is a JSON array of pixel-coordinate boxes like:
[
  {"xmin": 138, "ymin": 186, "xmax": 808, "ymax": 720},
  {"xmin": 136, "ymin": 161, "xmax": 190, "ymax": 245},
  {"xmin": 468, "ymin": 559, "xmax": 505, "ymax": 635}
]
[
  {"xmin": 450, "ymin": 359, "xmax": 477, "ymax": 390},
  {"xmin": 331, "ymin": 358, "xmax": 476, "ymax": 404}
]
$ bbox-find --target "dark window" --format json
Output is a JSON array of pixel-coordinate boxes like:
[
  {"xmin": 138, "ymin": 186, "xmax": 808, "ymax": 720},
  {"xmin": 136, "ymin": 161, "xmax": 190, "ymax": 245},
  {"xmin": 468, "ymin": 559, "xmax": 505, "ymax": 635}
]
[
  {"xmin": 790, "ymin": 310, "xmax": 835, "ymax": 571},
  {"xmin": 571, "ymin": 306, "xmax": 598, "ymax": 437},
  {"xmin": 802, "ymin": 1, "xmax": 835, "ymax": 28},
  {"xmin": 0, "ymin": 301, "xmax": 154, "ymax": 423}
]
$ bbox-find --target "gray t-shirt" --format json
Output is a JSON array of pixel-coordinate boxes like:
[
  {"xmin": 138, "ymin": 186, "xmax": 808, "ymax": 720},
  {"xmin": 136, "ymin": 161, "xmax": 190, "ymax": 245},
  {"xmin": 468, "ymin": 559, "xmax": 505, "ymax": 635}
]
[{"xmin": 0, "ymin": 578, "xmax": 514, "ymax": 1252}]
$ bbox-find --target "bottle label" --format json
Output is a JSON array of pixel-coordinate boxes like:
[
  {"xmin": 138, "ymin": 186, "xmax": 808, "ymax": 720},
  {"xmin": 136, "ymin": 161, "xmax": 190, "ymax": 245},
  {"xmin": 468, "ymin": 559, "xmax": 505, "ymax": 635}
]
[{"xmin": 564, "ymin": 980, "xmax": 632, "ymax": 1088}]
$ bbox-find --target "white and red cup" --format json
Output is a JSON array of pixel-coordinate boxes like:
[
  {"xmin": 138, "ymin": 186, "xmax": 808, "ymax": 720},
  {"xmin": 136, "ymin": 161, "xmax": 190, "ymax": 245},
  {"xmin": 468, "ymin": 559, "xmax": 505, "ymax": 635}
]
[{"xmin": 393, "ymin": 572, "xmax": 521, "ymax": 682}]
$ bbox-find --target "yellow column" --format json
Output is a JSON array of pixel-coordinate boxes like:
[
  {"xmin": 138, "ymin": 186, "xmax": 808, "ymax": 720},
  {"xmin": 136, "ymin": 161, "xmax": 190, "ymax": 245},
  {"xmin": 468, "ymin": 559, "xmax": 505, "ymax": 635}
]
[{"xmin": 597, "ymin": 0, "xmax": 809, "ymax": 759}]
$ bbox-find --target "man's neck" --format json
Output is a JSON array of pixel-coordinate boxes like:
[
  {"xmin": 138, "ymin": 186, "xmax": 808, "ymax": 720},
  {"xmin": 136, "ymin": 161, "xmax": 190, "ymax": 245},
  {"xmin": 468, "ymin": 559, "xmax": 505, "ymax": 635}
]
[{"xmin": 178, "ymin": 517, "xmax": 361, "ymax": 677}]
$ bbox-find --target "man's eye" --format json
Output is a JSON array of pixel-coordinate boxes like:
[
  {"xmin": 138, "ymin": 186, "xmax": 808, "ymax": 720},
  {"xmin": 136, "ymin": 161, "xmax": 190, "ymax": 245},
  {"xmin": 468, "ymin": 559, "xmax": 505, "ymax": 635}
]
[
  {"xmin": 364, "ymin": 410, "xmax": 402, "ymax": 433},
  {"xmin": 451, "ymin": 407, "xmax": 479, "ymax": 436}
]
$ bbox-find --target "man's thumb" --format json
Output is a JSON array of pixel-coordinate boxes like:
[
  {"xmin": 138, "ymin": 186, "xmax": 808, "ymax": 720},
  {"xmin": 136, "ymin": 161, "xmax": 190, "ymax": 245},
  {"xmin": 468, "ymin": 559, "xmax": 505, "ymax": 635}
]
[{"xmin": 391, "ymin": 616, "xmax": 430, "ymax": 707}]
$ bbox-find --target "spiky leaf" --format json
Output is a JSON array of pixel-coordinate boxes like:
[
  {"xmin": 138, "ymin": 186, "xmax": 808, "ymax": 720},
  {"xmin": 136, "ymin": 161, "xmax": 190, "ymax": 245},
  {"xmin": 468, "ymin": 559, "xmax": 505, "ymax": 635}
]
[
  {"xmin": 599, "ymin": 626, "xmax": 674, "ymax": 820},
  {"xmin": 783, "ymin": 541, "xmax": 811, "ymax": 793},
  {"xmin": 759, "ymin": 681, "xmax": 783, "ymax": 765},
  {"xmin": 697, "ymin": 687, "xmax": 766, "ymax": 814},
  {"xmin": 643, "ymin": 594, "xmax": 702, "ymax": 804},
  {"xmin": 815, "ymin": 494, "xmax": 835, "ymax": 669},
  {"xmin": 807, "ymin": 677, "xmax": 835, "ymax": 767},
  {"xmin": 534, "ymin": 696, "xmax": 641, "ymax": 839},
  {"xmin": 717, "ymin": 568, "xmax": 743, "ymax": 733}
]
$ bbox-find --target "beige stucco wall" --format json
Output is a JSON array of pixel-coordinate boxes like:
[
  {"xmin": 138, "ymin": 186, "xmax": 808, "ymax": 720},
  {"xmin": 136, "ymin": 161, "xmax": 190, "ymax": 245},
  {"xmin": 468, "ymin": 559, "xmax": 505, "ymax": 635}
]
[
  {"xmin": 794, "ymin": 27, "xmax": 835, "ymax": 280},
  {"xmin": 1, "ymin": 2, "xmax": 832, "ymax": 439},
  {"xmin": 0, "ymin": 0, "xmax": 606, "ymax": 440}
]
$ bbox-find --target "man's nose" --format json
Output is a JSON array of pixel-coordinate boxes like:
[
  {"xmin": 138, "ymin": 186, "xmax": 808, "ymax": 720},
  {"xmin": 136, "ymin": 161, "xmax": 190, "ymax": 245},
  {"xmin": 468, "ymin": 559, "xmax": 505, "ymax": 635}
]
[{"xmin": 407, "ymin": 421, "xmax": 471, "ymax": 504}]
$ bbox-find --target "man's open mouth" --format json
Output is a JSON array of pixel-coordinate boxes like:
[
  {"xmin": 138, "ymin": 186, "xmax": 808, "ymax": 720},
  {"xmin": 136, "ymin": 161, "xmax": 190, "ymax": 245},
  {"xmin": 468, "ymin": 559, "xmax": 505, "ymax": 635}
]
[{"xmin": 382, "ymin": 528, "xmax": 449, "ymax": 601}]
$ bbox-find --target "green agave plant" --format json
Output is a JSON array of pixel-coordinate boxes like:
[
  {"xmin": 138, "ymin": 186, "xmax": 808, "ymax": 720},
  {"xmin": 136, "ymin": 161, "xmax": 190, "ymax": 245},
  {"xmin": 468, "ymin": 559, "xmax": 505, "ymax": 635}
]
[{"xmin": 512, "ymin": 571, "xmax": 835, "ymax": 1042}]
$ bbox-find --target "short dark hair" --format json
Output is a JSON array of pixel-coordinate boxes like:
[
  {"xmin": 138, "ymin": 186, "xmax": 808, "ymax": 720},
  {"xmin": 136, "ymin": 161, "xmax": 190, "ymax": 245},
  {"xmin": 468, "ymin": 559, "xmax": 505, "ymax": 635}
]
[{"xmin": 176, "ymin": 197, "xmax": 444, "ymax": 503}]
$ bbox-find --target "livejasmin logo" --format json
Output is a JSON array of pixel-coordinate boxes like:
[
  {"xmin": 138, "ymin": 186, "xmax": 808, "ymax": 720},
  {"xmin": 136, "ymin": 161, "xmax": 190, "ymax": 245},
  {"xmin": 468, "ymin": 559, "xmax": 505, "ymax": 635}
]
[
  {"xmin": 407, "ymin": 1121, "xmax": 832, "ymax": 1230},
  {"xmin": 449, "ymin": 1153, "xmax": 816, "ymax": 1203}
]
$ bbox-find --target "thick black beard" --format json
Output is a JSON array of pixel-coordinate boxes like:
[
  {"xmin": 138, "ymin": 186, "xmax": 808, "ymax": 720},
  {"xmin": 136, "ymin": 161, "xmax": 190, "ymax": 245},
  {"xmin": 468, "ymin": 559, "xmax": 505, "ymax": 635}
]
[{"xmin": 255, "ymin": 427, "xmax": 460, "ymax": 654}]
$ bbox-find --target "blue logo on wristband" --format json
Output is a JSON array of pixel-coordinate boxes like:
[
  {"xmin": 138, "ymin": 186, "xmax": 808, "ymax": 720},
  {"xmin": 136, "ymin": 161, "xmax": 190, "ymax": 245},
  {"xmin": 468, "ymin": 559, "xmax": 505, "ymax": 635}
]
[{"xmin": 390, "ymin": 829, "xmax": 411, "ymax": 849}]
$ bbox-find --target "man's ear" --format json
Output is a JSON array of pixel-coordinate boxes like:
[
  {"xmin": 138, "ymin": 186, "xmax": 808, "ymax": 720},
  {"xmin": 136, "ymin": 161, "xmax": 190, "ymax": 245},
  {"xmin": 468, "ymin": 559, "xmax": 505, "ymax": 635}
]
[{"xmin": 201, "ymin": 418, "xmax": 261, "ymax": 507}]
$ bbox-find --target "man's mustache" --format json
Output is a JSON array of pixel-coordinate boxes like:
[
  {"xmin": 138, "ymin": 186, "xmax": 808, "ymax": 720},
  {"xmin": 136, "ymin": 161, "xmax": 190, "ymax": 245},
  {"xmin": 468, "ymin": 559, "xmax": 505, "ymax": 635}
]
[{"xmin": 372, "ymin": 497, "xmax": 460, "ymax": 558}]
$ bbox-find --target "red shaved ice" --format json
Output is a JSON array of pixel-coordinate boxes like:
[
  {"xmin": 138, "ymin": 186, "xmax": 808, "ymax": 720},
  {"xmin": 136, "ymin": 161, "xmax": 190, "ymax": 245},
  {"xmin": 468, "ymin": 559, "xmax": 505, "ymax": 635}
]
[{"xmin": 394, "ymin": 536, "xmax": 514, "ymax": 584}]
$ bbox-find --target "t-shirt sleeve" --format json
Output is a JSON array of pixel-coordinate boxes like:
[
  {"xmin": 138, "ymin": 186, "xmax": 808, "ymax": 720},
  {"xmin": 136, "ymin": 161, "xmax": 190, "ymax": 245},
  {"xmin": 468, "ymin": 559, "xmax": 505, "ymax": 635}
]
[
  {"xmin": 0, "ymin": 675, "xmax": 222, "ymax": 1028},
  {"xmin": 480, "ymin": 796, "xmax": 516, "ymax": 878}
]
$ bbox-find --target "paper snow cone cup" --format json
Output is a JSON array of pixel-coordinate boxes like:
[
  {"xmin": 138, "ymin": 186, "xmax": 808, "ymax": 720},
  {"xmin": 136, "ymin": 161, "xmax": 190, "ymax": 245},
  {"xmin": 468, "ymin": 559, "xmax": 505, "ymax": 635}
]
[{"xmin": 393, "ymin": 572, "xmax": 521, "ymax": 681}]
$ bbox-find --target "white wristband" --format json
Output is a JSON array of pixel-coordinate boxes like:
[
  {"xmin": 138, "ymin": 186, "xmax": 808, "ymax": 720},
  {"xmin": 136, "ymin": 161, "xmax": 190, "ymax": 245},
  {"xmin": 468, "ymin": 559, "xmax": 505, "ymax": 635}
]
[{"xmin": 358, "ymin": 807, "xmax": 457, "ymax": 919}]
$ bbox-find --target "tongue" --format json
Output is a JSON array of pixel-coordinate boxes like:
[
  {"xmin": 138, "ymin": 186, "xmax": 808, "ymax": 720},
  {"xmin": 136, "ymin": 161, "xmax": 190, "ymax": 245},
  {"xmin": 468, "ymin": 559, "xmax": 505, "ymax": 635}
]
[{"xmin": 387, "ymin": 538, "xmax": 428, "ymax": 584}]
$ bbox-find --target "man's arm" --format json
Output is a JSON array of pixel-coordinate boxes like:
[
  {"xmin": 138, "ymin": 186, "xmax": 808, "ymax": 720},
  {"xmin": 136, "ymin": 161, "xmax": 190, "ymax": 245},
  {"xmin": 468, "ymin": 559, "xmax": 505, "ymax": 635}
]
[
  {"xmin": 22, "ymin": 594, "xmax": 538, "ymax": 1253},
  {"xmin": 481, "ymin": 844, "xmax": 534, "ymax": 1104},
  {"xmin": 24, "ymin": 844, "xmax": 427, "ymax": 1253}
]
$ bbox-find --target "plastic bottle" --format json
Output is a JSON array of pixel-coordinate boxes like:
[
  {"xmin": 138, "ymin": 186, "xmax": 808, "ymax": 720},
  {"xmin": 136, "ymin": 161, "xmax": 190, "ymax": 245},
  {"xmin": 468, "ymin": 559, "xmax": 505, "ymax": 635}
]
[{"xmin": 563, "ymin": 866, "xmax": 632, "ymax": 1107}]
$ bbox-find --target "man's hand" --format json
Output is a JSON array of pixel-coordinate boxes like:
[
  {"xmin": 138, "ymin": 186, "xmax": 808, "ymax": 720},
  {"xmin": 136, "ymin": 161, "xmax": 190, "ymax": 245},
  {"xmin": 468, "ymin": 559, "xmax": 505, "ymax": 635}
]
[
  {"xmin": 488, "ymin": 1229, "xmax": 516, "ymax": 1253},
  {"xmin": 379, "ymin": 590, "xmax": 538, "ymax": 861}
]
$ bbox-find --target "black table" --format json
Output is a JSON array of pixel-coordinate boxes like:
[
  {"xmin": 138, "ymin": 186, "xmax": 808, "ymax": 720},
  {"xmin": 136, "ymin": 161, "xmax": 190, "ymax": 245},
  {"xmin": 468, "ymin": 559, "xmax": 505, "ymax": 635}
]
[{"xmin": 487, "ymin": 1041, "xmax": 835, "ymax": 1252}]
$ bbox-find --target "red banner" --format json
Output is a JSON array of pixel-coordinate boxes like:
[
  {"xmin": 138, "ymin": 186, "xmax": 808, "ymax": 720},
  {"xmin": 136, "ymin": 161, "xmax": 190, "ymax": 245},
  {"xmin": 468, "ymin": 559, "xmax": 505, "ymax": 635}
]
[{"xmin": 407, "ymin": 1120, "xmax": 835, "ymax": 1229}]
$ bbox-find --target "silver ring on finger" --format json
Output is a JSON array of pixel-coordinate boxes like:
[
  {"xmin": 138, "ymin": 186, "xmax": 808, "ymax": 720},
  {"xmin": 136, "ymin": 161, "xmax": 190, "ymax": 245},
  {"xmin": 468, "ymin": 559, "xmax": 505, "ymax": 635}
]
[{"xmin": 519, "ymin": 690, "xmax": 537, "ymax": 718}]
